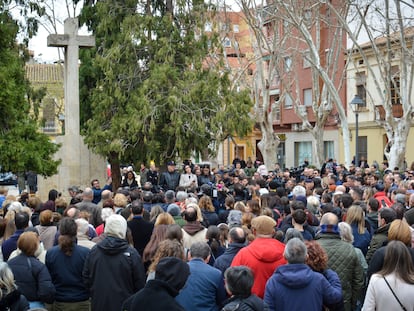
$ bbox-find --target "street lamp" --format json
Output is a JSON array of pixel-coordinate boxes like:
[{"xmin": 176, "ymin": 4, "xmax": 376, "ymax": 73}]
[{"xmin": 350, "ymin": 95, "xmax": 364, "ymax": 168}]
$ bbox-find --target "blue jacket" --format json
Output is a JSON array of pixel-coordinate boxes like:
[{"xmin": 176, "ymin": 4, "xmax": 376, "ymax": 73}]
[
  {"xmin": 46, "ymin": 244, "xmax": 90, "ymax": 302},
  {"xmin": 8, "ymin": 254, "xmax": 55, "ymax": 303},
  {"xmin": 350, "ymin": 223, "xmax": 371, "ymax": 256},
  {"xmin": 213, "ymin": 243, "xmax": 245, "ymax": 274},
  {"xmin": 2, "ymin": 229, "xmax": 25, "ymax": 261},
  {"xmin": 176, "ymin": 258, "xmax": 226, "ymax": 311},
  {"xmin": 264, "ymin": 264, "xmax": 342, "ymax": 311}
]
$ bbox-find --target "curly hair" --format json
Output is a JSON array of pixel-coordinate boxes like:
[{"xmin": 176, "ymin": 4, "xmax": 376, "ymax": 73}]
[{"xmin": 305, "ymin": 240, "xmax": 328, "ymax": 273}]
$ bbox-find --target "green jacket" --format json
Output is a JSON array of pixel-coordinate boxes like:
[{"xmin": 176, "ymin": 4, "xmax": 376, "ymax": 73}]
[
  {"xmin": 316, "ymin": 233, "xmax": 364, "ymax": 311},
  {"xmin": 365, "ymin": 223, "xmax": 390, "ymax": 264}
]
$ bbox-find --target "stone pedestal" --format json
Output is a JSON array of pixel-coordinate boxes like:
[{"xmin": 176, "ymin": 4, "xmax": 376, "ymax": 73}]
[{"xmin": 37, "ymin": 136, "xmax": 107, "ymax": 201}]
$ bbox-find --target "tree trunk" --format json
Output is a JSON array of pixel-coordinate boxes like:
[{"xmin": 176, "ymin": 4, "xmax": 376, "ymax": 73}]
[
  {"xmin": 108, "ymin": 151, "xmax": 121, "ymax": 190},
  {"xmin": 311, "ymin": 126, "xmax": 324, "ymax": 168},
  {"xmin": 384, "ymin": 120, "xmax": 410, "ymax": 169},
  {"xmin": 257, "ymin": 123, "xmax": 279, "ymax": 168}
]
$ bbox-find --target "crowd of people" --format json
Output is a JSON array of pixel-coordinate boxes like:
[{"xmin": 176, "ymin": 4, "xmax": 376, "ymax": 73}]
[{"xmin": 0, "ymin": 157, "xmax": 414, "ymax": 311}]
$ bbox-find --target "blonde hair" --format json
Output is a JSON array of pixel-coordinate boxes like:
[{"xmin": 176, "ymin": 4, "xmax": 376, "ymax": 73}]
[
  {"xmin": 388, "ymin": 219, "xmax": 412, "ymax": 246},
  {"xmin": 155, "ymin": 212, "xmax": 175, "ymax": 226},
  {"xmin": 346, "ymin": 205, "xmax": 366, "ymax": 234},
  {"xmin": 114, "ymin": 193, "xmax": 128, "ymax": 208}
]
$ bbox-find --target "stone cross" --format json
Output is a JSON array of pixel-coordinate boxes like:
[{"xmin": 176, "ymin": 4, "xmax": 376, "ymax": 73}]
[
  {"xmin": 45, "ymin": 18, "xmax": 96, "ymax": 188},
  {"xmin": 47, "ymin": 18, "xmax": 95, "ymax": 138}
]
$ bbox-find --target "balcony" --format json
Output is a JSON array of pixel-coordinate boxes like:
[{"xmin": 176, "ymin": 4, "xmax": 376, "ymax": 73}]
[{"xmin": 375, "ymin": 104, "xmax": 403, "ymax": 120}]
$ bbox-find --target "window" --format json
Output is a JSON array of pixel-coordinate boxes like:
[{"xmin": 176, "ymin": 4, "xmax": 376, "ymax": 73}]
[
  {"xmin": 223, "ymin": 37, "xmax": 231, "ymax": 48},
  {"xmin": 357, "ymin": 136, "xmax": 367, "ymax": 163},
  {"xmin": 233, "ymin": 24, "xmax": 239, "ymax": 33},
  {"xmin": 277, "ymin": 142, "xmax": 285, "ymax": 168},
  {"xmin": 390, "ymin": 66, "xmax": 400, "ymax": 105},
  {"xmin": 303, "ymin": 51, "xmax": 310, "ymax": 68},
  {"xmin": 204, "ymin": 22, "xmax": 212, "ymax": 32},
  {"xmin": 284, "ymin": 56, "xmax": 292, "ymax": 72},
  {"xmin": 221, "ymin": 23, "xmax": 229, "ymax": 32},
  {"xmin": 356, "ymin": 72, "xmax": 366, "ymax": 107},
  {"xmin": 303, "ymin": 88, "xmax": 312, "ymax": 107},
  {"xmin": 285, "ymin": 93, "xmax": 293, "ymax": 108},
  {"xmin": 324, "ymin": 141, "xmax": 334, "ymax": 160},
  {"xmin": 294, "ymin": 141, "xmax": 312, "ymax": 167}
]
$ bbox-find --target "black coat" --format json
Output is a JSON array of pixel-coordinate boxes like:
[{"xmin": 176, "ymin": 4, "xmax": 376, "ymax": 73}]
[
  {"xmin": 123, "ymin": 257, "xmax": 189, "ymax": 311},
  {"xmin": 127, "ymin": 216, "xmax": 154, "ymax": 256},
  {"xmin": 159, "ymin": 171, "xmax": 180, "ymax": 191},
  {"xmin": 222, "ymin": 294, "xmax": 269, "ymax": 311},
  {"xmin": 83, "ymin": 236, "xmax": 146, "ymax": 311},
  {"xmin": 122, "ymin": 279, "xmax": 186, "ymax": 311},
  {"xmin": 0, "ymin": 289, "xmax": 29, "ymax": 311}
]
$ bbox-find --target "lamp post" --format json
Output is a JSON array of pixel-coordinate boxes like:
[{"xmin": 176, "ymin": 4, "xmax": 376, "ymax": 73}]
[{"xmin": 350, "ymin": 95, "xmax": 364, "ymax": 168}]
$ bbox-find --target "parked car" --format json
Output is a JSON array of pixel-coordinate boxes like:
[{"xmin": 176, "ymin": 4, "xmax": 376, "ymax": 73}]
[{"xmin": 0, "ymin": 172, "xmax": 18, "ymax": 186}]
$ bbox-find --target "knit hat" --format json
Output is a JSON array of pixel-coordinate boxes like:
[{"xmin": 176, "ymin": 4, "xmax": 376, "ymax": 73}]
[
  {"xmin": 167, "ymin": 204, "xmax": 181, "ymax": 217},
  {"xmin": 251, "ymin": 215, "xmax": 276, "ymax": 235},
  {"xmin": 104, "ymin": 214, "xmax": 127, "ymax": 239}
]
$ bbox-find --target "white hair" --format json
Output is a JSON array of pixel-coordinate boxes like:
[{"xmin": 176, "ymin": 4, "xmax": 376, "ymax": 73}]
[{"xmin": 76, "ymin": 218, "xmax": 90, "ymax": 235}]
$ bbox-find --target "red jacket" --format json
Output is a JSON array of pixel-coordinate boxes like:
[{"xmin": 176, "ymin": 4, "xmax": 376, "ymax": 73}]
[
  {"xmin": 231, "ymin": 237, "xmax": 287, "ymax": 298},
  {"xmin": 374, "ymin": 192, "xmax": 393, "ymax": 208}
]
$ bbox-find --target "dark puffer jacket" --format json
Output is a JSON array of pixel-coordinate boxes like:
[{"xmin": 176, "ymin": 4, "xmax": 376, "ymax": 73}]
[
  {"xmin": 8, "ymin": 254, "xmax": 55, "ymax": 303},
  {"xmin": 83, "ymin": 236, "xmax": 145, "ymax": 311},
  {"xmin": 222, "ymin": 295, "xmax": 269, "ymax": 311},
  {"xmin": 316, "ymin": 233, "xmax": 364, "ymax": 311}
]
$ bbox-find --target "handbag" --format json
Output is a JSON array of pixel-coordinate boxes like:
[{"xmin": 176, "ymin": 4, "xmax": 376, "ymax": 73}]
[{"xmin": 383, "ymin": 276, "xmax": 407, "ymax": 311}]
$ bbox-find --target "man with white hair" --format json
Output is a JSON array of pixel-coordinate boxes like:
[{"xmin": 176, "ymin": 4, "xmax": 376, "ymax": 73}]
[
  {"xmin": 75, "ymin": 218, "xmax": 96, "ymax": 249},
  {"xmin": 265, "ymin": 238, "xmax": 342, "ymax": 311},
  {"xmin": 316, "ymin": 213, "xmax": 363, "ymax": 311},
  {"xmin": 83, "ymin": 214, "xmax": 145, "ymax": 311}
]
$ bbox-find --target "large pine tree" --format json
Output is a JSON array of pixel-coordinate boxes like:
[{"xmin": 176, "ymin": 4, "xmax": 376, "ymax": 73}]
[{"xmin": 79, "ymin": 0, "xmax": 253, "ymax": 188}]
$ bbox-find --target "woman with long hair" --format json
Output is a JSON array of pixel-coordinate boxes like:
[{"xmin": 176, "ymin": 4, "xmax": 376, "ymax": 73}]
[
  {"xmin": 206, "ymin": 225, "xmax": 225, "ymax": 266},
  {"xmin": 142, "ymin": 225, "xmax": 168, "ymax": 271},
  {"xmin": 0, "ymin": 262, "xmax": 29, "ymax": 310},
  {"xmin": 146, "ymin": 239, "xmax": 185, "ymax": 280},
  {"xmin": 367, "ymin": 219, "xmax": 414, "ymax": 280},
  {"xmin": 345, "ymin": 205, "xmax": 371, "ymax": 256},
  {"xmin": 199, "ymin": 196, "xmax": 219, "ymax": 227},
  {"xmin": 363, "ymin": 240, "xmax": 414, "ymax": 310},
  {"xmin": 45, "ymin": 217, "xmax": 90, "ymax": 310}
]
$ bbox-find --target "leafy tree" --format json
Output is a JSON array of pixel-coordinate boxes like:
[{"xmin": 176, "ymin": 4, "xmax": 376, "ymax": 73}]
[
  {"xmin": 79, "ymin": 0, "xmax": 253, "ymax": 188},
  {"xmin": 0, "ymin": 6, "xmax": 60, "ymax": 176}
]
